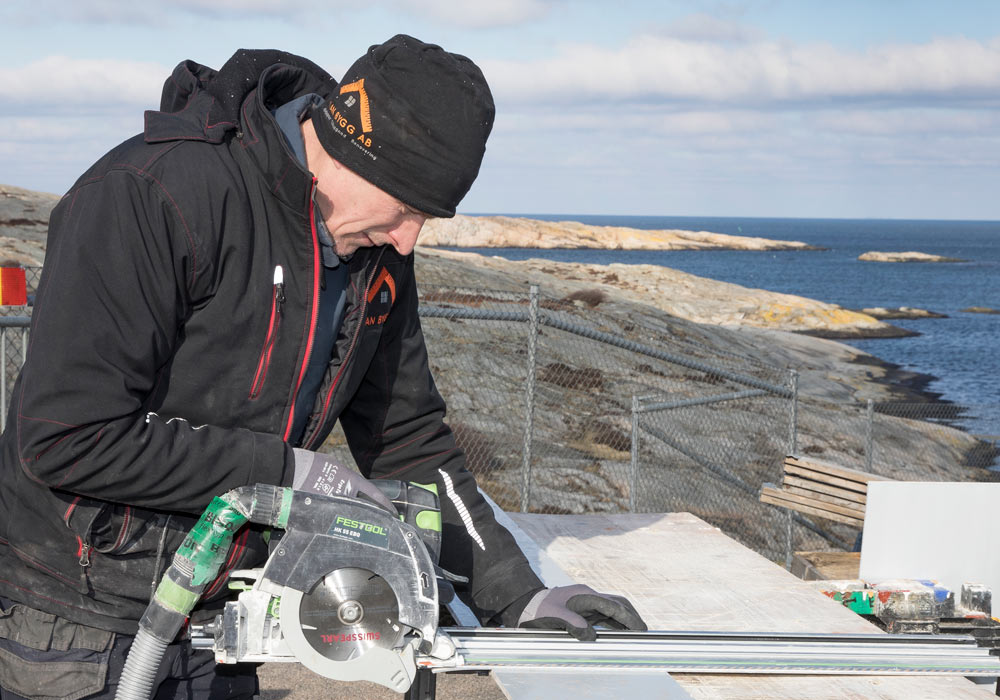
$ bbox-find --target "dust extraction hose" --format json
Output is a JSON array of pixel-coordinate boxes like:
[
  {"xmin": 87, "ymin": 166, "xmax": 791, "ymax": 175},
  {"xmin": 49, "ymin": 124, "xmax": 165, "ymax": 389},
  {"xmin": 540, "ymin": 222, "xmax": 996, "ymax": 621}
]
[{"xmin": 114, "ymin": 484, "xmax": 292, "ymax": 700}]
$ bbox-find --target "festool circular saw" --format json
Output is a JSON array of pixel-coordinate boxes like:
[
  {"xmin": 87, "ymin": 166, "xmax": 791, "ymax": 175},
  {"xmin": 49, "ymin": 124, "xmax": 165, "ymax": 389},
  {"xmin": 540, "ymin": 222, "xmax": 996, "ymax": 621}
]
[{"xmin": 206, "ymin": 486, "xmax": 447, "ymax": 692}]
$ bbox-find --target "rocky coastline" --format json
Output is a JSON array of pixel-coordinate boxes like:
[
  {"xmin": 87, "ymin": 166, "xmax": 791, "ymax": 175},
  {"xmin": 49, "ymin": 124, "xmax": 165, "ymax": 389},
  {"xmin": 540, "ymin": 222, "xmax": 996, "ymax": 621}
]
[
  {"xmin": 420, "ymin": 214, "xmax": 826, "ymax": 251},
  {"xmin": 0, "ymin": 184, "xmax": 57, "ymax": 266}
]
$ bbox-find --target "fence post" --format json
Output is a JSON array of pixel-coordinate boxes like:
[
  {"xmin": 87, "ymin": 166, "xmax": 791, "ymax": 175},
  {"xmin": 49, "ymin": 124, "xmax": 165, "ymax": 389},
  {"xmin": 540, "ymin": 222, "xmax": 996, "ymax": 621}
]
[
  {"xmin": 865, "ymin": 399, "xmax": 874, "ymax": 471},
  {"xmin": 520, "ymin": 285, "xmax": 540, "ymax": 513},
  {"xmin": 1, "ymin": 328, "xmax": 6, "ymax": 431},
  {"xmin": 783, "ymin": 370, "xmax": 799, "ymax": 568},
  {"xmin": 630, "ymin": 395, "xmax": 640, "ymax": 513},
  {"xmin": 785, "ymin": 510, "xmax": 793, "ymax": 570},
  {"xmin": 787, "ymin": 369, "xmax": 799, "ymax": 456}
]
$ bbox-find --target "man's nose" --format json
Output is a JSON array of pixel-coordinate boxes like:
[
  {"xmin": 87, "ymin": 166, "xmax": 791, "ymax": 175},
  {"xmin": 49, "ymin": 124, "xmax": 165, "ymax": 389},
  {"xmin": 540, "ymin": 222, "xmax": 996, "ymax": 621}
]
[{"xmin": 390, "ymin": 216, "xmax": 426, "ymax": 256}]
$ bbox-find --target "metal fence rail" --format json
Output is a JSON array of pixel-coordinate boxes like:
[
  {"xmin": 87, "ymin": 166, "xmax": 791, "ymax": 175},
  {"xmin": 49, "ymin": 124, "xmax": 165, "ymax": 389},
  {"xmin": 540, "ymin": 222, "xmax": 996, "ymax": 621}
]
[{"xmin": 2, "ymin": 271, "xmax": 996, "ymax": 564}]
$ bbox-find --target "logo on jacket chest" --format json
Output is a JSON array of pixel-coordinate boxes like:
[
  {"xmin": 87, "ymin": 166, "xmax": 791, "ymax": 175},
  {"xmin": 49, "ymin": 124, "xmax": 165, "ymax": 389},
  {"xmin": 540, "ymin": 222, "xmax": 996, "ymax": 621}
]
[{"xmin": 364, "ymin": 266, "xmax": 396, "ymax": 326}]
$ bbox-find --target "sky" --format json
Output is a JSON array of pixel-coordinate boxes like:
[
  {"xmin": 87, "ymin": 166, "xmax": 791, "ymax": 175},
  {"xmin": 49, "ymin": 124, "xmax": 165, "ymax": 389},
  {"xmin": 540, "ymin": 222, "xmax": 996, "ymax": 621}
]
[{"xmin": 2, "ymin": 0, "xmax": 999, "ymax": 220}]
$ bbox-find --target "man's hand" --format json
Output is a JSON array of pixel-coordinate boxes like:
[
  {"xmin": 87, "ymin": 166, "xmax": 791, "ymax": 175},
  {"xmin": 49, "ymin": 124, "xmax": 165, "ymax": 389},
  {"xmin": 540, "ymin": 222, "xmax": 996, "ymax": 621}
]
[
  {"xmin": 510, "ymin": 584, "xmax": 647, "ymax": 642},
  {"xmin": 291, "ymin": 449, "xmax": 396, "ymax": 513}
]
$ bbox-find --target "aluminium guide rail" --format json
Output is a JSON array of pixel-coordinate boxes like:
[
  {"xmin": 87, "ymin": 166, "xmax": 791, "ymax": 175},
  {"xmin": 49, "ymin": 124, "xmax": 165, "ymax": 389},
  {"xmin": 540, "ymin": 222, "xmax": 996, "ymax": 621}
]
[{"xmin": 420, "ymin": 628, "xmax": 1000, "ymax": 676}]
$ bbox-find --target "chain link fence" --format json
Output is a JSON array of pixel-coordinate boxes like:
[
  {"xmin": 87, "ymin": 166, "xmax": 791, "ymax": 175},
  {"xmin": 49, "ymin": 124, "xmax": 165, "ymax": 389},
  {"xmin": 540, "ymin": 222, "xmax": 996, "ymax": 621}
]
[
  {"xmin": 0, "ymin": 267, "xmax": 38, "ymax": 427},
  {"xmin": 2, "ymin": 269, "xmax": 996, "ymax": 563},
  {"xmin": 409, "ymin": 283, "xmax": 998, "ymax": 563}
]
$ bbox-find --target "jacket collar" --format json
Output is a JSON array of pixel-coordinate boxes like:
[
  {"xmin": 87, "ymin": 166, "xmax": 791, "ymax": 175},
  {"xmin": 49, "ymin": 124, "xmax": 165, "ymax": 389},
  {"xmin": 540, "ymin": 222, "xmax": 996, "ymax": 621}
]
[{"xmin": 144, "ymin": 52, "xmax": 337, "ymax": 212}]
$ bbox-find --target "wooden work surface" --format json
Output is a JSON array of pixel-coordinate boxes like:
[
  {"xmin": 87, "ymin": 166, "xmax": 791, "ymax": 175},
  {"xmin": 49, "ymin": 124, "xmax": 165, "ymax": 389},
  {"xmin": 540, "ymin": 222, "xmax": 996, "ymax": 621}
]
[{"xmin": 507, "ymin": 511, "xmax": 996, "ymax": 700}]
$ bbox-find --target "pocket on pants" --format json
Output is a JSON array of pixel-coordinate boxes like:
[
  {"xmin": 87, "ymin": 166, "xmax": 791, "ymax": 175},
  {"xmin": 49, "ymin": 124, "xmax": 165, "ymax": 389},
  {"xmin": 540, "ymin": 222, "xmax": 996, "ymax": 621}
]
[{"xmin": 0, "ymin": 598, "xmax": 113, "ymax": 700}]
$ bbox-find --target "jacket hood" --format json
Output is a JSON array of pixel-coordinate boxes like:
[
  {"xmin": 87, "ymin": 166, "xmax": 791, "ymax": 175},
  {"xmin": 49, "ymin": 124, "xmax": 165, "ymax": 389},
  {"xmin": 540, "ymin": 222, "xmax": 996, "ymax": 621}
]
[{"xmin": 145, "ymin": 49, "xmax": 337, "ymax": 144}]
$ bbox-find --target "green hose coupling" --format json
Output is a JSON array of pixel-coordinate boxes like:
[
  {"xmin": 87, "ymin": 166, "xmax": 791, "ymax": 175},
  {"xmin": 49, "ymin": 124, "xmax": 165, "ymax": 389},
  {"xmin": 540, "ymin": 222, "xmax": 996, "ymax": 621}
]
[{"xmin": 175, "ymin": 496, "xmax": 250, "ymax": 586}]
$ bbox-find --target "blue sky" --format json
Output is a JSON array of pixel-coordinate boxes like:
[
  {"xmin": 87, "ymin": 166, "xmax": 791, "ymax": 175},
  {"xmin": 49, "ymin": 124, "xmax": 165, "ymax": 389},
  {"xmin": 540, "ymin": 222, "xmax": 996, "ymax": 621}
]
[{"xmin": 2, "ymin": 0, "xmax": 999, "ymax": 219}]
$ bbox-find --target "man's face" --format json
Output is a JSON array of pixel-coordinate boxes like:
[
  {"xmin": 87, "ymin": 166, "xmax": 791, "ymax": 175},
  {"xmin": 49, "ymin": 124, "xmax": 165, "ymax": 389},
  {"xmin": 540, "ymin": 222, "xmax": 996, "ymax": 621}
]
[{"xmin": 303, "ymin": 119, "xmax": 428, "ymax": 258}]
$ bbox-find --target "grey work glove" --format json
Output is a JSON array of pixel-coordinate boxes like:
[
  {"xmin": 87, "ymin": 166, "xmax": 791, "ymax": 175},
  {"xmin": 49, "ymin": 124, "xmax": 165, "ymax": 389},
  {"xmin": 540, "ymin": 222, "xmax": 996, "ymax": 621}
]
[
  {"xmin": 512, "ymin": 584, "xmax": 647, "ymax": 642},
  {"xmin": 291, "ymin": 449, "xmax": 395, "ymax": 513}
]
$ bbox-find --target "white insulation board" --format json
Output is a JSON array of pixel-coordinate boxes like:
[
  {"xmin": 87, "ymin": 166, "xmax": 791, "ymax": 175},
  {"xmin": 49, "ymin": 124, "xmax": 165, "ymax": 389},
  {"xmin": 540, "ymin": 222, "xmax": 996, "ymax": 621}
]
[{"xmin": 860, "ymin": 481, "xmax": 1000, "ymax": 617}]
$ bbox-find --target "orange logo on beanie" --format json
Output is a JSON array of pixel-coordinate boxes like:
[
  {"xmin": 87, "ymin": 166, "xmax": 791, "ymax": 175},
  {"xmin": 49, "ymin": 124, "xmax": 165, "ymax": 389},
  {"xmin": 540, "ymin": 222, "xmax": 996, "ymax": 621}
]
[
  {"xmin": 339, "ymin": 79, "xmax": 373, "ymax": 133},
  {"xmin": 327, "ymin": 79, "xmax": 374, "ymax": 154}
]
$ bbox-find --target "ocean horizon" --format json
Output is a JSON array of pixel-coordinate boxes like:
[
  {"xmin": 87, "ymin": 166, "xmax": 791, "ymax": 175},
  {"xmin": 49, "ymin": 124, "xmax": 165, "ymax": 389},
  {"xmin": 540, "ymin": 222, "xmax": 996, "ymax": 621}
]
[{"xmin": 456, "ymin": 214, "xmax": 1000, "ymax": 437}]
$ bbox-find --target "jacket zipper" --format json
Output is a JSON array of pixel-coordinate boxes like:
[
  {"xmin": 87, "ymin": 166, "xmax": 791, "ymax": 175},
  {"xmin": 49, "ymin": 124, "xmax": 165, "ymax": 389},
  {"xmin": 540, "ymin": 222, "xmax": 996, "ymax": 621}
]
[
  {"xmin": 282, "ymin": 179, "xmax": 322, "ymax": 442},
  {"xmin": 249, "ymin": 265, "xmax": 285, "ymax": 399},
  {"xmin": 77, "ymin": 537, "xmax": 91, "ymax": 567},
  {"xmin": 302, "ymin": 249, "xmax": 385, "ymax": 450}
]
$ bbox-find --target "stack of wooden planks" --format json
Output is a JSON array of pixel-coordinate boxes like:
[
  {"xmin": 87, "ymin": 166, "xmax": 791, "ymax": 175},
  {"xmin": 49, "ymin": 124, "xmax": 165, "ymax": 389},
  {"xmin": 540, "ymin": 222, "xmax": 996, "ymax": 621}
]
[{"xmin": 760, "ymin": 455, "xmax": 893, "ymax": 527}]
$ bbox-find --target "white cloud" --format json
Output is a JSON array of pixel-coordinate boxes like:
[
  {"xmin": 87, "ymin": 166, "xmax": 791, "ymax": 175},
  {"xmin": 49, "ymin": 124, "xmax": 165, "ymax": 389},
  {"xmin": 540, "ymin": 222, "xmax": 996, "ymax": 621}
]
[
  {"xmin": 811, "ymin": 109, "xmax": 1000, "ymax": 135},
  {"xmin": 9, "ymin": 0, "xmax": 546, "ymax": 28},
  {"xmin": 7, "ymin": 0, "xmax": 337, "ymax": 24},
  {"xmin": 661, "ymin": 12, "xmax": 764, "ymax": 43},
  {"xmin": 0, "ymin": 56, "xmax": 167, "ymax": 112},
  {"xmin": 483, "ymin": 34, "xmax": 1000, "ymax": 105},
  {"xmin": 496, "ymin": 106, "xmax": 775, "ymax": 136},
  {"xmin": 391, "ymin": 0, "xmax": 550, "ymax": 28}
]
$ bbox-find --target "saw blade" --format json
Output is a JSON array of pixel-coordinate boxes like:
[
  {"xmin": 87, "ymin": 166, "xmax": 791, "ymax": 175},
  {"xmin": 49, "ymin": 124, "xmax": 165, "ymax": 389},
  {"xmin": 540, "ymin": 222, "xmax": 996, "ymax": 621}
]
[{"xmin": 296, "ymin": 567, "xmax": 404, "ymax": 662}]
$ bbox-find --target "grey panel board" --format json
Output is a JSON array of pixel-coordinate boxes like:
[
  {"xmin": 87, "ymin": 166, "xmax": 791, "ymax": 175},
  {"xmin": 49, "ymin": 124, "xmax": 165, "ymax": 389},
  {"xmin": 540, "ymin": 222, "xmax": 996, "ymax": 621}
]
[{"xmin": 494, "ymin": 668, "xmax": 693, "ymax": 700}]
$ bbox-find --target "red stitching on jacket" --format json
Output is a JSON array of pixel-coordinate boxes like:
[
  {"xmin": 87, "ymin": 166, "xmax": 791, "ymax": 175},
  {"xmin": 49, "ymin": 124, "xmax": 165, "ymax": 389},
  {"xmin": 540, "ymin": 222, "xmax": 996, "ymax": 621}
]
[
  {"xmin": 379, "ymin": 428, "xmax": 448, "ymax": 457},
  {"xmin": 110, "ymin": 163, "xmax": 199, "ymax": 289},
  {"xmin": 65, "ymin": 188, "xmax": 81, "ymax": 218},
  {"xmin": 272, "ymin": 161, "xmax": 292, "ymax": 194},
  {"xmin": 204, "ymin": 96, "xmax": 238, "ymax": 131},
  {"xmin": 239, "ymin": 94, "xmax": 260, "ymax": 148},
  {"xmin": 8, "ymin": 545, "xmax": 82, "ymax": 588},
  {"xmin": 0, "ymin": 578, "xmax": 98, "ymax": 616},
  {"xmin": 17, "ymin": 415, "xmax": 80, "ymax": 429},
  {"xmin": 141, "ymin": 143, "xmax": 174, "ymax": 172},
  {"xmin": 54, "ymin": 426, "xmax": 105, "ymax": 489},
  {"xmin": 25, "ymin": 426, "xmax": 82, "ymax": 465}
]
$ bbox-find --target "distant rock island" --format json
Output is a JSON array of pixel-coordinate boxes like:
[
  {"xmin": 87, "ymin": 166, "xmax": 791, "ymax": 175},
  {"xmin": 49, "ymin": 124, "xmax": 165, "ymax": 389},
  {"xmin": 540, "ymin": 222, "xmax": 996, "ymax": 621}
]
[
  {"xmin": 858, "ymin": 306, "xmax": 948, "ymax": 320},
  {"xmin": 962, "ymin": 306, "xmax": 1000, "ymax": 315},
  {"xmin": 419, "ymin": 214, "xmax": 825, "ymax": 251},
  {"xmin": 858, "ymin": 250, "xmax": 967, "ymax": 263}
]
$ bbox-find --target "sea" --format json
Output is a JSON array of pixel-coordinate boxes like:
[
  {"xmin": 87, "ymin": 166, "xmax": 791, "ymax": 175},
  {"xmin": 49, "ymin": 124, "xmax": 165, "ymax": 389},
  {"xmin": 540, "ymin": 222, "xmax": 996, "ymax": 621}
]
[{"xmin": 453, "ymin": 215, "xmax": 1000, "ymax": 437}]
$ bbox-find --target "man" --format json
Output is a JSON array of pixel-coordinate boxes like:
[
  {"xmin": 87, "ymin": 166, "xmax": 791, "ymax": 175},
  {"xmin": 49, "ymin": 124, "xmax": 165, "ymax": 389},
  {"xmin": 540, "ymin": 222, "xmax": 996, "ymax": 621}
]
[{"xmin": 0, "ymin": 37, "xmax": 644, "ymax": 700}]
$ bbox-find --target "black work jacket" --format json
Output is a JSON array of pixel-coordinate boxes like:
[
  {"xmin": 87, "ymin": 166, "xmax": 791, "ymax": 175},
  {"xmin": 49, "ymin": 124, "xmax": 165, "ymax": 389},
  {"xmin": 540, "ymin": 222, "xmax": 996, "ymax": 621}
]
[{"xmin": 0, "ymin": 51, "xmax": 541, "ymax": 634}]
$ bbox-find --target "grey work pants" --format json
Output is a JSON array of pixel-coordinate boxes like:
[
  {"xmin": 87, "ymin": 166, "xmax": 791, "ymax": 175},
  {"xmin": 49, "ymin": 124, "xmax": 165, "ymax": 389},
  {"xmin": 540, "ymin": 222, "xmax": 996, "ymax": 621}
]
[{"xmin": 0, "ymin": 597, "xmax": 257, "ymax": 700}]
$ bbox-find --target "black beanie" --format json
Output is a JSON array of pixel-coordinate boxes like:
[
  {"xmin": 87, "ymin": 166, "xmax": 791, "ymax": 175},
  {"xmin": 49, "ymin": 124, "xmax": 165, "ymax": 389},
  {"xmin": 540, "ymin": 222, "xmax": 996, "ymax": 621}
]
[{"xmin": 310, "ymin": 35, "xmax": 495, "ymax": 218}]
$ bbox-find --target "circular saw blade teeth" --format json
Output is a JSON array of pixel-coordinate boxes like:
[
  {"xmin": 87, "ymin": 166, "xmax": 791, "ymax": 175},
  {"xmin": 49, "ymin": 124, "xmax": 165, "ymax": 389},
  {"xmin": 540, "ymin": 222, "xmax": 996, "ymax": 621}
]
[{"xmin": 298, "ymin": 567, "xmax": 404, "ymax": 662}]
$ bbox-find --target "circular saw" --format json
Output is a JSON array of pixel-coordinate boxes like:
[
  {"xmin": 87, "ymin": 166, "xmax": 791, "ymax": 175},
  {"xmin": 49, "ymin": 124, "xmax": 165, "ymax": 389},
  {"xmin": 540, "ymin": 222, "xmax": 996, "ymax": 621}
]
[{"xmin": 200, "ymin": 490, "xmax": 444, "ymax": 692}]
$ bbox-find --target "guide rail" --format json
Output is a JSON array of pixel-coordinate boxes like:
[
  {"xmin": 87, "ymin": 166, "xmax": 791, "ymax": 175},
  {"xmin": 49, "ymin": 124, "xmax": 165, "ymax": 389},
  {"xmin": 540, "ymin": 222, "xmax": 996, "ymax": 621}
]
[{"xmin": 420, "ymin": 628, "xmax": 1000, "ymax": 676}]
